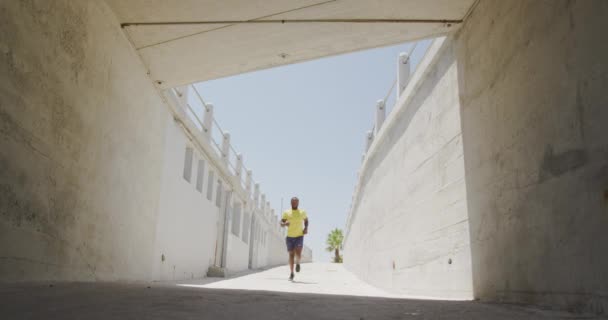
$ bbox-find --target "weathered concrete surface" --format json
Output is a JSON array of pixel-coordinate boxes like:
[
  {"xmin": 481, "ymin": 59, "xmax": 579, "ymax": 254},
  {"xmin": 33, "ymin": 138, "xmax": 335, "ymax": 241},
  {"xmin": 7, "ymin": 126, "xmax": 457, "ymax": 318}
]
[
  {"xmin": 0, "ymin": 0, "xmax": 298, "ymax": 283},
  {"xmin": 0, "ymin": 0, "xmax": 169, "ymax": 281},
  {"xmin": 344, "ymin": 37, "xmax": 473, "ymax": 299},
  {"xmin": 104, "ymin": 0, "xmax": 476, "ymax": 87},
  {"xmin": 0, "ymin": 263, "xmax": 597, "ymax": 320},
  {"xmin": 455, "ymin": 0, "xmax": 608, "ymax": 313},
  {"xmin": 345, "ymin": 0, "xmax": 608, "ymax": 314}
]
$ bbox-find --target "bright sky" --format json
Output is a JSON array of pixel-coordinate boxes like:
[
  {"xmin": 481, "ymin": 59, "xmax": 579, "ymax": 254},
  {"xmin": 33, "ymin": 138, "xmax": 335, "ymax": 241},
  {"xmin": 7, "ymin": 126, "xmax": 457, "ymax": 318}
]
[{"xmin": 194, "ymin": 39, "xmax": 433, "ymax": 262}]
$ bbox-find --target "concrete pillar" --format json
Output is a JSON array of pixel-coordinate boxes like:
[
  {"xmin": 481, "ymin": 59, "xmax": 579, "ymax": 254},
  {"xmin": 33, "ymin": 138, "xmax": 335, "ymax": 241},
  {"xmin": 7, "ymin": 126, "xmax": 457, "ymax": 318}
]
[
  {"xmin": 235, "ymin": 153, "xmax": 243, "ymax": 177},
  {"xmin": 261, "ymin": 194, "xmax": 266, "ymax": 211},
  {"xmin": 245, "ymin": 170, "xmax": 253, "ymax": 196},
  {"xmin": 374, "ymin": 100, "xmax": 385, "ymax": 135},
  {"xmin": 397, "ymin": 52, "xmax": 411, "ymax": 100},
  {"xmin": 266, "ymin": 201, "xmax": 271, "ymax": 218},
  {"xmin": 203, "ymin": 103, "xmax": 214, "ymax": 140},
  {"xmin": 221, "ymin": 132, "xmax": 230, "ymax": 166},
  {"xmin": 365, "ymin": 130, "xmax": 374, "ymax": 151}
]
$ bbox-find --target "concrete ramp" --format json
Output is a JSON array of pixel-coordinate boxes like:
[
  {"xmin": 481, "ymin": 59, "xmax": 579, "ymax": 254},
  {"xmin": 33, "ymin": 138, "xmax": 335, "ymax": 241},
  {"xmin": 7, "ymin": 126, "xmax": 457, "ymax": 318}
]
[{"xmin": 104, "ymin": 0, "xmax": 476, "ymax": 88}]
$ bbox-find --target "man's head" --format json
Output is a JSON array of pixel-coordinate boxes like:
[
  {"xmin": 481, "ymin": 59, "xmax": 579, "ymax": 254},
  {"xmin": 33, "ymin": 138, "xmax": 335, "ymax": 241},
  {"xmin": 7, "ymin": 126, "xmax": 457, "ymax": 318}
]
[{"xmin": 291, "ymin": 197, "xmax": 299, "ymax": 209}]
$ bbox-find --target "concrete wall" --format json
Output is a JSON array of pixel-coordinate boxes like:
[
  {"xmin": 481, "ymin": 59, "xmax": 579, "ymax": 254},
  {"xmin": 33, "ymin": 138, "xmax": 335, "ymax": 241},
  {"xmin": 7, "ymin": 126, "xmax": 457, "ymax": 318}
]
[
  {"xmin": 162, "ymin": 85, "xmax": 302, "ymax": 276},
  {"xmin": 344, "ymin": 37, "xmax": 473, "ymax": 300},
  {"xmin": 152, "ymin": 118, "xmax": 220, "ymax": 281},
  {"xmin": 345, "ymin": 0, "xmax": 608, "ymax": 313},
  {"xmin": 0, "ymin": 0, "xmax": 299, "ymax": 282},
  {"xmin": 456, "ymin": 0, "xmax": 608, "ymax": 313},
  {"xmin": 226, "ymin": 233, "xmax": 249, "ymax": 272},
  {"xmin": 0, "ymin": 0, "xmax": 169, "ymax": 281}
]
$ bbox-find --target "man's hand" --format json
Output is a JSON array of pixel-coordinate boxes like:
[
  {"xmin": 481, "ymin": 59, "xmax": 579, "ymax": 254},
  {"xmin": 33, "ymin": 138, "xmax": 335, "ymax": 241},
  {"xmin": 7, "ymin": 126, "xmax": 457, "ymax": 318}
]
[
  {"xmin": 303, "ymin": 228, "xmax": 308, "ymax": 235},
  {"xmin": 280, "ymin": 220, "xmax": 290, "ymax": 227}
]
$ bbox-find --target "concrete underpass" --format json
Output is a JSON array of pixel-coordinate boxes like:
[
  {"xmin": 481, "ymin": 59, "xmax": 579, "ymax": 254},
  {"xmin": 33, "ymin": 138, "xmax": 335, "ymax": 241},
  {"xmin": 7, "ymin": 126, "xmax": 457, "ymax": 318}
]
[{"xmin": 1, "ymin": 0, "xmax": 608, "ymax": 319}]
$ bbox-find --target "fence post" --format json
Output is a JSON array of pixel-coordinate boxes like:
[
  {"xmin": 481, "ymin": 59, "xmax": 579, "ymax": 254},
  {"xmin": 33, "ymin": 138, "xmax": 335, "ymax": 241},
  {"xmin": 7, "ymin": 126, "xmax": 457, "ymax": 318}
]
[
  {"xmin": 374, "ymin": 100, "xmax": 385, "ymax": 136},
  {"xmin": 245, "ymin": 170, "xmax": 253, "ymax": 196},
  {"xmin": 176, "ymin": 86, "xmax": 189, "ymax": 107},
  {"xmin": 398, "ymin": 52, "xmax": 411, "ymax": 100},
  {"xmin": 221, "ymin": 132, "xmax": 230, "ymax": 166},
  {"xmin": 366, "ymin": 130, "xmax": 374, "ymax": 152},
  {"xmin": 266, "ymin": 201, "xmax": 271, "ymax": 218},
  {"xmin": 235, "ymin": 153, "xmax": 243, "ymax": 178},
  {"xmin": 203, "ymin": 103, "xmax": 214, "ymax": 140},
  {"xmin": 254, "ymin": 183, "xmax": 260, "ymax": 208}
]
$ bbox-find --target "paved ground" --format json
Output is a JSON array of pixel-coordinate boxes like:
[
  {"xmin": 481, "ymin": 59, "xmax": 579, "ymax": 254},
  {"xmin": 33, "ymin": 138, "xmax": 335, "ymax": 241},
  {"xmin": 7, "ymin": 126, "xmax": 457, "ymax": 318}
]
[
  {"xmin": 180, "ymin": 262, "xmax": 401, "ymax": 297},
  {"xmin": 0, "ymin": 263, "xmax": 603, "ymax": 319}
]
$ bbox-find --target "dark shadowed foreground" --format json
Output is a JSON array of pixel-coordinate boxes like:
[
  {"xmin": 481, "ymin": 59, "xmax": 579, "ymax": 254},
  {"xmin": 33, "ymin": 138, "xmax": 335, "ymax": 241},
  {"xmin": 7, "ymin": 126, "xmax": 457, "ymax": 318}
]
[{"xmin": 0, "ymin": 264, "xmax": 601, "ymax": 320}]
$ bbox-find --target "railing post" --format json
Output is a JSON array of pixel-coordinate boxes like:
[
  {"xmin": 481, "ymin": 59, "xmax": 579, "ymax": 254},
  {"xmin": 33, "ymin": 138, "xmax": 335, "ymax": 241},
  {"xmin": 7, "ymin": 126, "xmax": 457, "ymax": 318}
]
[
  {"xmin": 235, "ymin": 153, "xmax": 243, "ymax": 178},
  {"xmin": 176, "ymin": 86, "xmax": 189, "ymax": 107},
  {"xmin": 398, "ymin": 52, "xmax": 411, "ymax": 100},
  {"xmin": 245, "ymin": 170, "xmax": 253, "ymax": 196},
  {"xmin": 365, "ymin": 130, "xmax": 374, "ymax": 152},
  {"xmin": 254, "ymin": 183, "xmax": 260, "ymax": 208},
  {"xmin": 203, "ymin": 103, "xmax": 214, "ymax": 140},
  {"xmin": 266, "ymin": 201, "xmax": 271, "ymax": 218},
  {"xmin": 221, "ymin": 132, "xmax": 230, "ymax": 166},
  {"xmin": 374, "ymin": 100, "xmax": 385, "ymax": 135}
]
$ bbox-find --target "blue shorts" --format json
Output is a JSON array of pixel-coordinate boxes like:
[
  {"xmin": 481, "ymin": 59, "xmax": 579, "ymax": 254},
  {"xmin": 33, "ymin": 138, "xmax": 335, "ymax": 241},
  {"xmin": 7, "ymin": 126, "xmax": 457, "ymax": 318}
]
[{"xmin": 285, "ymin": 236, "xmax": 304, "ymax": 252}]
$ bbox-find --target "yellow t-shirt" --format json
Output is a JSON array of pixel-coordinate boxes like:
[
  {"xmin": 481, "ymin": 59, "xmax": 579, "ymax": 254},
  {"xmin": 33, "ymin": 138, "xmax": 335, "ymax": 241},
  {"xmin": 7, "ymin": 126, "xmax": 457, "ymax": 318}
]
[{"xmin": 282, "ymin": 209, "xmax": 307, "ymax": 238}]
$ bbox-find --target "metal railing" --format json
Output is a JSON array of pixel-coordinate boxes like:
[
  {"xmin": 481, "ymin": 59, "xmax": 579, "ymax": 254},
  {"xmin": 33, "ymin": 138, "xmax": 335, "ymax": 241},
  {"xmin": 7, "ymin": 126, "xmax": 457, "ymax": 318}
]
[
  {"xmin": 366, "ymin": 41, "xmax": 425, "ymax": 143},
  {"xmin": 171, "ymin": 84, "xmax": 260, "ymax": 204},
  {"xmin": 346, "ymin": 40, "xmax": 432, "ymax": 241},
  {"xmin": 169, "ymin": 85, "xmax": 298, "ymax": 246}
]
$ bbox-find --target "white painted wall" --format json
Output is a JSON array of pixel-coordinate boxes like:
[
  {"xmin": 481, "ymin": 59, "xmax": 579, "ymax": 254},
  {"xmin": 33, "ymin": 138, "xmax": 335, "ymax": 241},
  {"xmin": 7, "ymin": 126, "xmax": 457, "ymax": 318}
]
[
  {"xmin": 152, "ymin": 117, "xmax": 220, "ymax": 281},
  {"xmin": 226, "ymin": 233, "xmax": 249, "ymax": 272}
]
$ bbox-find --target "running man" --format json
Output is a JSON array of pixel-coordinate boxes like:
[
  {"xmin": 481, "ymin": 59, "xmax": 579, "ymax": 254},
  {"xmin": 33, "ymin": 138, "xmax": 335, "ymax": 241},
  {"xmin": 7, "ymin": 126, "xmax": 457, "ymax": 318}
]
[{"xmin": 280, "ymin": 197, "xmax": 308, "ymax": 281}]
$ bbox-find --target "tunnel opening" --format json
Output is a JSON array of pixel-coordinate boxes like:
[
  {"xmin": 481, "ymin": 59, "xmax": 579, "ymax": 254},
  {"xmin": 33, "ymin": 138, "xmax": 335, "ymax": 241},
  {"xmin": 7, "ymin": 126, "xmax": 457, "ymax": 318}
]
[{"xmin": 1, "ymin": 0, "xmax": 607, "ymax": 318}]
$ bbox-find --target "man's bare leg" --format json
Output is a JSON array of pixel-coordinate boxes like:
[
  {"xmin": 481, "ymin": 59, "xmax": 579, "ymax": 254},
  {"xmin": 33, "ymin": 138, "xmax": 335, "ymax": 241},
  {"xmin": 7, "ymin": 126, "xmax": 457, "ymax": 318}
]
[
  {"xmin": 295, "ymin": 247, "xmax": 303, "ymax": 272},
  {"xmin": 288, "ymin": 250, "xmax": 295, "ymax": 280}
]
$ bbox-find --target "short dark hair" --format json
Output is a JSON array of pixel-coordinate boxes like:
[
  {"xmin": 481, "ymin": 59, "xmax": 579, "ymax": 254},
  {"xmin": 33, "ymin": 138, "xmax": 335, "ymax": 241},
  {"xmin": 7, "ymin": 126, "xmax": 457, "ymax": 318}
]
[{"xmin": 291, "ymin": 197, "xmax": 299, "ymax": 201}]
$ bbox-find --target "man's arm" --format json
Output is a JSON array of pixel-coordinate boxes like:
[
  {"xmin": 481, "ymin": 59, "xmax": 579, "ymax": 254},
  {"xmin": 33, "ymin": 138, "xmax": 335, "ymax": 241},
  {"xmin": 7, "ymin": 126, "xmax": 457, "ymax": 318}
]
[
  {"xmin": 303, "ymin": 218, "xmax": 309, "ymax": 234},
  {"xmin": 280, "ymin": 219, "xmax": 290, "ymax": 227}
]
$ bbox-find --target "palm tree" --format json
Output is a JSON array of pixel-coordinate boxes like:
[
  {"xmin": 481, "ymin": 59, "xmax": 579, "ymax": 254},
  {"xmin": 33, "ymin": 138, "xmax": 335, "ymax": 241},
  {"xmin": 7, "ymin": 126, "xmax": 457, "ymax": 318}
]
[{"xmin": 325, "ymin": 228, "xmax": 344, "ymax": 263}]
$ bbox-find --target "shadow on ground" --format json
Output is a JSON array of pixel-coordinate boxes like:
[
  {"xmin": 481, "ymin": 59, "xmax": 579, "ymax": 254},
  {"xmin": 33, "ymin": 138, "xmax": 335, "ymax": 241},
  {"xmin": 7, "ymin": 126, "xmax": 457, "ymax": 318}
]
[{"xmin": 0, "ymin": 281, "xmax": 599, "ymax": 320}]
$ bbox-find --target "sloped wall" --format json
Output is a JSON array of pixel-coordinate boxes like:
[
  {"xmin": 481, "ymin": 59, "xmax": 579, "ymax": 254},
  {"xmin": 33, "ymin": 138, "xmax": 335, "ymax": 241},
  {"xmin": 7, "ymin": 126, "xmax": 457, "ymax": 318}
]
[{"xmin": 344, "ymin": 37, "xmax": 473, "ymax": 299}]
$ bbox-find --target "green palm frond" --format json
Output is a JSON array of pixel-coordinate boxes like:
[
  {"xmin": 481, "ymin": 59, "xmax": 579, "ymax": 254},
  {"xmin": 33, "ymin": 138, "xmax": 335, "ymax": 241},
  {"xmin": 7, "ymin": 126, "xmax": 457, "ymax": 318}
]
[{"xmin": 325, "ymin": 228, "xmax": 344, "ymax": 251}]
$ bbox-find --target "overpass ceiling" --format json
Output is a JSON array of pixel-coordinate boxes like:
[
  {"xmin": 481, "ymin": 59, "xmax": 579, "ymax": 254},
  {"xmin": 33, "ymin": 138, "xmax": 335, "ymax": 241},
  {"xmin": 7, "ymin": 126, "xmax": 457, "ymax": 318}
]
[{"xmin": 104, "ymin": 0, "xmax": 476, "ymax": 88}]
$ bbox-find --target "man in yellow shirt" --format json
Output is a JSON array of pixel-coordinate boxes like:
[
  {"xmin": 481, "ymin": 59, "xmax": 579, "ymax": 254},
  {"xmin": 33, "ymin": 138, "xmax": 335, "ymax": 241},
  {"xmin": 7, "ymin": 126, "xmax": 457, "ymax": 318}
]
[{"xmin": 280, "ymin": 197, "xmax": 308, "ymax": 281}]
